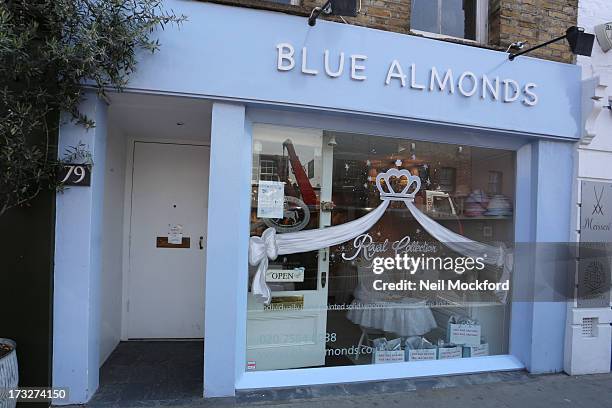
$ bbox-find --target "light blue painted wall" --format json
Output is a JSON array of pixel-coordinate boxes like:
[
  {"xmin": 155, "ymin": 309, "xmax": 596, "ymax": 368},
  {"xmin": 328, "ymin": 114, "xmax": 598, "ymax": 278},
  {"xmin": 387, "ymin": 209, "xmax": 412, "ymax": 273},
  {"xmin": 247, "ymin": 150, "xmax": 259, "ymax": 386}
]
[
  {"xmin": 509, "ymin": 143, "xmax": 535, "ymax": 368},
  {"xmin": 123, "ymin": 2, "xmax": 581, "ymax": 140},
  {"xmin": 53, "ymin": 95, "xmax": 107, "ymax": 404},
  {"xmin": 509, "ymin": 140, "xmax": 575, "ymax": 373},
  {"xmin": 204, "ymin": 102, "xmax": 251, "ymax": 397},
  {"xmin": 529, "ymin": 140, "xmax": 575, "ymax": 372},
  {"xmin": 246, "ymin": 107, "xmax": 530, "ymax": 150}
]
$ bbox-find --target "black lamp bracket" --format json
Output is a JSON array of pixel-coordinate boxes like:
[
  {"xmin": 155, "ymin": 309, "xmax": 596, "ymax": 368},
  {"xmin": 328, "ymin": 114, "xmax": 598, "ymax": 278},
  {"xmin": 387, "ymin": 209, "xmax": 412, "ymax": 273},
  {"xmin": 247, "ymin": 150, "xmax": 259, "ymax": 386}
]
[
  {"xmin": 509, "ymin": 26, "xmax": 594, "ymax": 60},
  {"xmin": 308, "ymin": 0, "xmax": 332, "ymax": 26},
  {"xmin": 509, "ymin": 33, "xmax": 567, "ymax": 61}
]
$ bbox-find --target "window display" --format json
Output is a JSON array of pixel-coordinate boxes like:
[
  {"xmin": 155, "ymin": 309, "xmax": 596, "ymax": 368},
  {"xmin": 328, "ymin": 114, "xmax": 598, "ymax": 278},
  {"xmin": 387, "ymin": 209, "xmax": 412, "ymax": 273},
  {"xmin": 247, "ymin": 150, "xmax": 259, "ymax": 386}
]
[{"xmin": 247, "ymin": 124, "xmax": 515, "ymax": 372}]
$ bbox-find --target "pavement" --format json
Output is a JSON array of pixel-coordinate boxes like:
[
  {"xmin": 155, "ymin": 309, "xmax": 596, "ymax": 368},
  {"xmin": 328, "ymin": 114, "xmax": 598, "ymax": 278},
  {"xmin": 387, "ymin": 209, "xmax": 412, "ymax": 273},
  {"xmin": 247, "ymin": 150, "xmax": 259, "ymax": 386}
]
[
  {"xmin": 79, "ymin": 342, "xmax": 612, "ymax": 408},
  {"xmin": 81, "ymin": 371, "xmax": 612, "ymax": 408}
]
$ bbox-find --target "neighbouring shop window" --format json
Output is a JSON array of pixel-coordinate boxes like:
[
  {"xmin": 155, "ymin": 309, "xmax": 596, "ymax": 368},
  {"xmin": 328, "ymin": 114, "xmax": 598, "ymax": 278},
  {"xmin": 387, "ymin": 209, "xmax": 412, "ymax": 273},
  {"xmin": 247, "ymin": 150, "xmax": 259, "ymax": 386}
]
[
  {"xmin": 259, "ymin": 156, "xmax": 282, "ymax": 182},
  {"xmin": 487, "ymin": 171, "xmax": 503, "ymax": 195},
  {"xmin": 438, "ymin": 167, "xmax": 457, "ymax": 193},
  {"xmin": 246, "ymin": 124, "xmax": 514, "ymax": 372},
  {"xmin": 410, "ymin": 0, "xmax": 486, "ymax": 42}
]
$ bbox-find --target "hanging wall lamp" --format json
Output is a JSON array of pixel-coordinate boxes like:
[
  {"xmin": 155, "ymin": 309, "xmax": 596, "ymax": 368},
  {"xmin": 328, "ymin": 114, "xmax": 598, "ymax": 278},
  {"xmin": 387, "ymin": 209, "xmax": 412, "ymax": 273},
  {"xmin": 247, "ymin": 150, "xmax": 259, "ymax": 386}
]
[
  {"xmin": 308, "ymin": 0, "xmax": 358, "ymax": 26},
  {"xmin": 508, "ymin": 26, "xmax": 595, "ymax": 61}
]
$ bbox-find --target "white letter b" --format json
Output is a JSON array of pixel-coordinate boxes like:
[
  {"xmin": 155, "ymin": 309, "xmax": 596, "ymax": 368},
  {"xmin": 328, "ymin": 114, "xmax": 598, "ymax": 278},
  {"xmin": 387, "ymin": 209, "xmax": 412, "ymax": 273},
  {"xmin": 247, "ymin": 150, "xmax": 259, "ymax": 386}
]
[{"xmin": 277, "ymin": 43, "xmax": 295, "ymax": 71}]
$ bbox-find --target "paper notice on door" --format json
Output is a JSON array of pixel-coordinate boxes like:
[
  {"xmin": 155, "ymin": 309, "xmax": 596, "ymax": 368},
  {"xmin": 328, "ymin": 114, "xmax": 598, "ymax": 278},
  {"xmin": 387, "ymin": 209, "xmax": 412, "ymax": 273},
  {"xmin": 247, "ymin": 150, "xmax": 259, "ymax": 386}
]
[
  {"xmin": 257, "ymin": 181, "xmax": 284, "ymax": 219},
  {"xmin": 168, "ymin": 224, "xmax": 183, "ymax": 244}
]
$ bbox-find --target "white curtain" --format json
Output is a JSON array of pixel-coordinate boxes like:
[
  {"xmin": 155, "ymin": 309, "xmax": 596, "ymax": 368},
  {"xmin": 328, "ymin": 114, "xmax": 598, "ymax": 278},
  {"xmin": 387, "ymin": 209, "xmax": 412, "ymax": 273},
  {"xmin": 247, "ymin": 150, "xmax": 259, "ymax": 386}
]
[
  {"xmin": 403, "ymin": 199, "xmax": 505, "ymax": 267},
  {"xmin": 249, "ymin": 174, "xmax": 511, "ymax": 304}
]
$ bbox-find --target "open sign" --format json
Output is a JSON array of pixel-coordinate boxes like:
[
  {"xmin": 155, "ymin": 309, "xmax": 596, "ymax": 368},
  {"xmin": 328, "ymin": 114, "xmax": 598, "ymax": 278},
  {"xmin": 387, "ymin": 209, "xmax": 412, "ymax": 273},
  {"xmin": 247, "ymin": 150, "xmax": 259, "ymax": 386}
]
[{"xmin": 266, "ymin": 267, "xmax": 305, "ymax": 283}]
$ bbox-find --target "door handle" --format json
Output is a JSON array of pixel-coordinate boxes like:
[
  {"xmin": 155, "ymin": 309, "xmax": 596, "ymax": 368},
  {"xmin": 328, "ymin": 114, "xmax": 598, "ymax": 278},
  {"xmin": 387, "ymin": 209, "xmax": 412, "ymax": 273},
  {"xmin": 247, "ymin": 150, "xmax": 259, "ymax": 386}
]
[{"xmin": 199, "ymin": 236, "xmax": 204, "ymax": 250}]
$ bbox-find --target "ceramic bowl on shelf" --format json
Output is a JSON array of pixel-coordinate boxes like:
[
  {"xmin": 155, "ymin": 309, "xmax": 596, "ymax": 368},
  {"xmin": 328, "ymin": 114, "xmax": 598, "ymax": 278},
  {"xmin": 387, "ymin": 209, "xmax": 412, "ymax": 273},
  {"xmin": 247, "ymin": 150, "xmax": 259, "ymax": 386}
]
[
  {"xmin": 485, "ymin": 194, "xmax": 513, "ymax": 216},
  {"xmin": 464, "ymin": 189, "xmax": 489, "ymax": 217}
]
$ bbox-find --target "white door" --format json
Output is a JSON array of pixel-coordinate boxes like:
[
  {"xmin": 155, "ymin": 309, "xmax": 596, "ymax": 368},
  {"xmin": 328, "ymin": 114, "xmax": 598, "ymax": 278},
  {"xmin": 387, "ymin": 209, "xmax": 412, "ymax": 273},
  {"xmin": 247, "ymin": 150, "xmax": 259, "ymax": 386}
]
[
  {"xmin": 246, "ymin": 134, "xmax": 333, "ymax": 371},
  {"xmin": 127, "ymin": 142, "xmax": 209, "ymax": 339}
]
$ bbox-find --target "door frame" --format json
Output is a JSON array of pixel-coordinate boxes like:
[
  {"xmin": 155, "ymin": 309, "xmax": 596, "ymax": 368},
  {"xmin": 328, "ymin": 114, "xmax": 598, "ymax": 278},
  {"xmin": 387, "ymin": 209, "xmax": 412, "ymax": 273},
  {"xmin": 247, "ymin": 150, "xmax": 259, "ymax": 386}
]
[{"xmin": 120, "ymin": 137, "xmax": 211, "ymax": 340}]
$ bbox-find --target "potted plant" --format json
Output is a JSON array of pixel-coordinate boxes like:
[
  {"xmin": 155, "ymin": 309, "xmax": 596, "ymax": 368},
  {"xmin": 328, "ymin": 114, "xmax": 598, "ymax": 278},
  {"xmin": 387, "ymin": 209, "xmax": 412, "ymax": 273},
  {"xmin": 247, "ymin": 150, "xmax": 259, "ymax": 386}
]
[{"xmin": 0, "ymin": 339, "xmax": 18, "ymax": 408}]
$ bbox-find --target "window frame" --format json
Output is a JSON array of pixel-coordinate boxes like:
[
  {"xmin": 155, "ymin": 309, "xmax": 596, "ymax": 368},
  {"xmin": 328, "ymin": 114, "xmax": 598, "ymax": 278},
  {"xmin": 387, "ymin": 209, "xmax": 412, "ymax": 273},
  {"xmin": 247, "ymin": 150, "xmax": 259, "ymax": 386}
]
[{"xmin": 410, "ymin": 0, "xmax": 489, "ymax": 44}]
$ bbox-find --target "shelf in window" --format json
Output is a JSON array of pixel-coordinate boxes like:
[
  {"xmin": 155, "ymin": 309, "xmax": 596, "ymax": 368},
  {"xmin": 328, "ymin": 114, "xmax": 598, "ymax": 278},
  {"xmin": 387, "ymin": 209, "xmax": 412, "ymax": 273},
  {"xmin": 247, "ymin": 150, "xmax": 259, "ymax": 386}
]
[
  {"xmin": 332, "ymin": 206, "xmax": 512, "ymax": 220},
  {"xmin": 431, "ymin": 215, "xmax": 513, "ymax": 221}
]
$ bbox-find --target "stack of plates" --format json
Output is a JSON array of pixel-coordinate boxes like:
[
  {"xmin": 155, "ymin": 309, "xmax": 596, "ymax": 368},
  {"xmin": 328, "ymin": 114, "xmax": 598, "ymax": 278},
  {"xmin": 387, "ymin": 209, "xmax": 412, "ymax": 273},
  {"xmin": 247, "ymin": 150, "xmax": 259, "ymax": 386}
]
[
  {"xmin": 485, "ymin": 195, "xmax": 513, "ymax": 217},
  {"xmin": 464, "ymin": 190, "xmax": 489, "ymax": 217}
]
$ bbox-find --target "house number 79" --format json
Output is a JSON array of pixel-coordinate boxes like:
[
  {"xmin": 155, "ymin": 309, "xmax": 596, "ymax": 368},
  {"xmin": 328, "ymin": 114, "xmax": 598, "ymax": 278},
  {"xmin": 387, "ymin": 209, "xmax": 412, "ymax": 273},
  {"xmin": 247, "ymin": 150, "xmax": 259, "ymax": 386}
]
[
  {"xmin": 61, "ymin": 165, "xmax": 86, "ymax": 183},
  {"xmin": 58, "ymin": 164, "xmax": 91, "ymax": 186}
]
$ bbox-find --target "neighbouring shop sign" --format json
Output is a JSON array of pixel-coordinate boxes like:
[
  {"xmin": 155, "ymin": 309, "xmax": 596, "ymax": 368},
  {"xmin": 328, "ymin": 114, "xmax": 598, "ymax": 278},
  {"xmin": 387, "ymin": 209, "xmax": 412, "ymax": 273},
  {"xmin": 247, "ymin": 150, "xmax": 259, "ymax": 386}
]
[
  {"xmin": 276, "ymin": 43, "xmax": 538, "ymax": 106},
  {"xmin": 58, "ymin": 163, "xmax": 91, "ymax": 186},
  {"xmin": 578, "ymin": 181, "xmax": 612, "ymax": 308},
  {"xmin": 581, "ymin": 181, "xmax": 612, "ymax": 242}
]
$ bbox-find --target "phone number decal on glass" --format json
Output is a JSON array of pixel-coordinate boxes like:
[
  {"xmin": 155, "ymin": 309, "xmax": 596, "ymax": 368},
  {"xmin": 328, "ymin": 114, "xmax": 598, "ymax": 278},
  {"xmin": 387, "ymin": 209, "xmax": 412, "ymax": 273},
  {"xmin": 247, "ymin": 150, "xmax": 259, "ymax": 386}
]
[{"xmin": 257, "ymin": 332, "xmax": 337, "ymax": 345}]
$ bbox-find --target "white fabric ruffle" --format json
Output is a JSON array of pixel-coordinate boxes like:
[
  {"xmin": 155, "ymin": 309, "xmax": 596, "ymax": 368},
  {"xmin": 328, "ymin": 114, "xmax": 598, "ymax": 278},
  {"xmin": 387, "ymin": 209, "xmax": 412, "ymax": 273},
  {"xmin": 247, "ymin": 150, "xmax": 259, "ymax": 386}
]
[{"xmin": 346, "ymin": 298, "xmax": 437, "ymax": 337}]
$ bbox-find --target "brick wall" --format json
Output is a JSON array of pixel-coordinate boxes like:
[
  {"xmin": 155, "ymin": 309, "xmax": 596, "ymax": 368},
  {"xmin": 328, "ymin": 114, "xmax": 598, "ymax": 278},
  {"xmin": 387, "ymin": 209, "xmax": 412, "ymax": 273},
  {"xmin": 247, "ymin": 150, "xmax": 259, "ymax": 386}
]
[
  {"xmin": 300, "ymin": 0, "xmax": 410, "ymax": 33},
  {"xmin": 489, "ymin": 0, "xmax": 579, "ymax": 63},
  {"xmin": 204, "ymin": 0, "xmax": 578, "ymax": 63}
]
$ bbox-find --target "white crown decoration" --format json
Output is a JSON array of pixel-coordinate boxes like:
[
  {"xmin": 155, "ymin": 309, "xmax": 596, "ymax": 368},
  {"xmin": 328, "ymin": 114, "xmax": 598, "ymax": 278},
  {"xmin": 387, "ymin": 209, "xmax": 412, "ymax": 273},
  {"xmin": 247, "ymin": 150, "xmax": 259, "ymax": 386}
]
[{"xmin": 375, "ymin": 168, "xmax": 421, "ymax": 200}]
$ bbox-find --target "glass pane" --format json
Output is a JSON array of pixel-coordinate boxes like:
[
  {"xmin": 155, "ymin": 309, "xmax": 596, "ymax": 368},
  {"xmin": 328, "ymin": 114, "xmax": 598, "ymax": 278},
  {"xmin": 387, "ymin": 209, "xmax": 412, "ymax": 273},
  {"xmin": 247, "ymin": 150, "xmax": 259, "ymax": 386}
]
[
  {"xmin": 250, "ymin": 126, "xmax": 323, "ymax": 292},
  {"xmin": 247, "ymin": 125, "xmax": 515, "ymax": 372},
  {"xmin": 411, "ymin": 0, "xmax": 440, "ymax": 34},
  {"xmin": 441, "ymin": 0, "xmax": 477, "ymax": 40}
]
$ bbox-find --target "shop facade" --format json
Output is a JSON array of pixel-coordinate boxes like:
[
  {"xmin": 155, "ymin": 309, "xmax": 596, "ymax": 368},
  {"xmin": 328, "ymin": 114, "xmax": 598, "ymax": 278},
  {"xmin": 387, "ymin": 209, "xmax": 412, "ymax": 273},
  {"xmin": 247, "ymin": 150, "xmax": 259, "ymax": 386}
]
[{"xmin": 52, "ymin": 2, "xmax": 582, "ymax": 404}]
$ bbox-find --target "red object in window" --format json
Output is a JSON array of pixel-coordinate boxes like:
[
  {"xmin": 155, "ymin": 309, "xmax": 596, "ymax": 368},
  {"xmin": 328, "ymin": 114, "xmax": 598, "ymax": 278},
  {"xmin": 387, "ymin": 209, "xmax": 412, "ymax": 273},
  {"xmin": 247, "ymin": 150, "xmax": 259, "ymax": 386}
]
[{"xmin": 283, "ymin": 139, "xmax": 318, "ymax": 206}]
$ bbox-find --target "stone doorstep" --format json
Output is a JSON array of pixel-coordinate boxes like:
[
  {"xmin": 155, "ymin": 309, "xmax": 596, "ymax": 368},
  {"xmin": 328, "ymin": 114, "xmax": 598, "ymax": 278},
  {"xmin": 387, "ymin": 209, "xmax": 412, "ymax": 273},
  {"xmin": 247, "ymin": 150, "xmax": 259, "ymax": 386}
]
[{"xmin": 233, "ymin": 369, "xmax": 532, "ymax": 404}]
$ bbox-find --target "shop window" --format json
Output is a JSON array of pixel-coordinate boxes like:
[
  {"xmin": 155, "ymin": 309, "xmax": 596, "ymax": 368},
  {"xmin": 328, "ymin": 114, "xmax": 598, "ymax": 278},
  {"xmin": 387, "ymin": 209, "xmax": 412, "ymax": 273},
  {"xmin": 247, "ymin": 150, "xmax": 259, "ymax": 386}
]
[
  {"xmin": 247, "ymin": 124, "xmax": 515, "ymax": 372},
  {"xmin": 410, "ymin": 0, "xmax": 488, "ymax": 42}
]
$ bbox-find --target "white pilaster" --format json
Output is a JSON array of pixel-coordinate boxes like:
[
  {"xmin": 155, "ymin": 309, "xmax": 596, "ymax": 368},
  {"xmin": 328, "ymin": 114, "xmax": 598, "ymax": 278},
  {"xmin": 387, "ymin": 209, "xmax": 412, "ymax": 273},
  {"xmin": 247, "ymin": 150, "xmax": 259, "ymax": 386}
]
[
  {"xmin": 203, "ymin": 102, "xmax": 250, "ymax": 397},
  {"xmin": 52, "ymin": 94, "xmax": 107, "ymax": 404}
]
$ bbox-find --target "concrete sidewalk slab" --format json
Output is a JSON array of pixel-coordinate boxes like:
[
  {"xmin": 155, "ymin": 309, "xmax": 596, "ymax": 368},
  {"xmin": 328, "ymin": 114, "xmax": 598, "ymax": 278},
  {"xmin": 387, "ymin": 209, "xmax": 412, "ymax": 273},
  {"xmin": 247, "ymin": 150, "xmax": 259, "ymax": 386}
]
[{"xmin": 79, "ymin": 371, "xmax": 612, "ymax": 408}]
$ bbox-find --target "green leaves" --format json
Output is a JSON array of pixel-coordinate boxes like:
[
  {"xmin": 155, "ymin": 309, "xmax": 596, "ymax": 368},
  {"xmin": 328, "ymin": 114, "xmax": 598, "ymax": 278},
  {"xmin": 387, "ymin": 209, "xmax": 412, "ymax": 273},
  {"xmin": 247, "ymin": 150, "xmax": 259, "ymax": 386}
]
[{"xmin": 0, "ymin": 0, "xmax": 185, "ymax": 216}]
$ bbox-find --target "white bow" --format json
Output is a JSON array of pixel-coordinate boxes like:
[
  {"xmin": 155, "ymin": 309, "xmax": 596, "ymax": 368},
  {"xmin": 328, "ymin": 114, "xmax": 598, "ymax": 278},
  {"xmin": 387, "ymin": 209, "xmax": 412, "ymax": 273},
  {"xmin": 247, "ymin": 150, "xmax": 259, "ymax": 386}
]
[{"xmin": 248, "ymin": 227, "xmax": 279, "ymax": 304}]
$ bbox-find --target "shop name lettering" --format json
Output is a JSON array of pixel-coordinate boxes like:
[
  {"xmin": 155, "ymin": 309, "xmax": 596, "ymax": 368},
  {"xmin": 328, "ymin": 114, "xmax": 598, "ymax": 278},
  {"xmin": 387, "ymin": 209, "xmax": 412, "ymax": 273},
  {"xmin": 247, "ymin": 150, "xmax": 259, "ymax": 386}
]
[
  {"xmin": 582, "ymin": 217, "xmax": 611, "ymax": 231},
  {"xmin": 341, "ymin": 233, "xmax": 437, "ymax": 262},
  {"xmin": 276, "ymin": 43, "xmax": 538, "ymax": 106}
]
